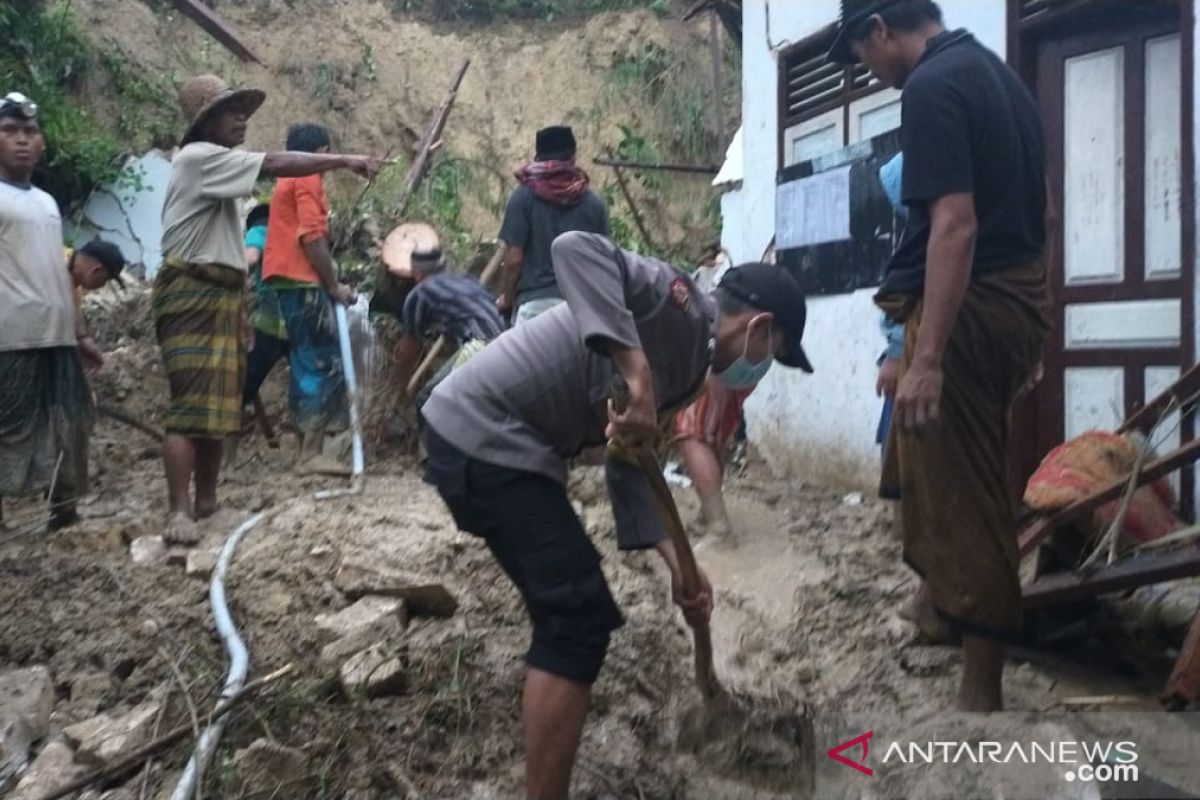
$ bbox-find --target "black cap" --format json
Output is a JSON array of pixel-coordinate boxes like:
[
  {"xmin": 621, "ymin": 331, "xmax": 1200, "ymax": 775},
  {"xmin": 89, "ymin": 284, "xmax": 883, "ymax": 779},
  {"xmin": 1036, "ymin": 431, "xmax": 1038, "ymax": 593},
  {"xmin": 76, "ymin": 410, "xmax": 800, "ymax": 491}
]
[
  {"xmin": 828, "ymin": 0, "xmax": 899, "ymax": 65},
  {"xmin": 718, "ymin": 263, "xmax": 813, "ymax": 373},
  {"xmin": 535, "ymin": 126, "xmax": 577, "ymax": 160},
  {"xmin": 77, "ymin": 239, "xmax": 127, "ymax": 288},
  {"xmin": 246, "ymin": 202, "xmax": 270, "ymax": 229}
]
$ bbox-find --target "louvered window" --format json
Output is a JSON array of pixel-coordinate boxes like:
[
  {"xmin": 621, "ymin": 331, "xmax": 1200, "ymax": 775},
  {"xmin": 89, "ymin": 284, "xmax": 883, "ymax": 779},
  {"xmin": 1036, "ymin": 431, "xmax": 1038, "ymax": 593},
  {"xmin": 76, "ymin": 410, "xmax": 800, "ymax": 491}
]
[{"xmin": 778, "ymin": 29, "xmax": 884, "ymax": 139}]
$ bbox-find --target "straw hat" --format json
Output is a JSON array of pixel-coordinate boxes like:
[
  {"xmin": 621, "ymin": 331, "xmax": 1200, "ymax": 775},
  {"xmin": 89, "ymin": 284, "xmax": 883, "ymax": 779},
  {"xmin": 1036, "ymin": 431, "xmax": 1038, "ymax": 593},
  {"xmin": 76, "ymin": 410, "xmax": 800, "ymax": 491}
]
[
  {"xmin": 178, "ymin": 74, "xmax": 266, "ymax": 145},
  {"xmin": 382, "ymin": 223, "xmax": 443, "ymax": 278}
]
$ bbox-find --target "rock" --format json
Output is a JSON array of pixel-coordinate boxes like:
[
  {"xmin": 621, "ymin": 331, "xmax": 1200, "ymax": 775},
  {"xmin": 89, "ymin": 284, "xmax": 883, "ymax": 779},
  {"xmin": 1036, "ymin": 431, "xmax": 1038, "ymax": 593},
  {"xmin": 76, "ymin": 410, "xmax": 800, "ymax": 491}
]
[
  {"xmin": 0, "ymin": 666, "xmax": 54, "ymax": 783},
  {"xmin": 334, "ymin": 564, "xmax": 459, "ymax": 618},
  {"xmin": 8, "ymin": 741, "xmax": 82, "ymax": 800},
  {"xmin": 314, "ymin": 596, "xmax": 407, "ymax": 643},
  {"xmin": 185, "ymin": 548, "xmax": 220, "ymax": 579},
  {"xmin": 319, "ymin": 614, "xmax": 405, "ymax": 667},
  {"xmin": 129, "ymin": 536, "xmax": 167, "ymax": 566},
  {"xmin": 234, "ymin": 739, "xmax": 308, "ymax": 795},
  {"xmin": 64, "ymin": 693, "xmax": 166, "ymax": 769},
  {"xmin": 339, "ymin": 644, "xmax": 406, "ymax": 698}
]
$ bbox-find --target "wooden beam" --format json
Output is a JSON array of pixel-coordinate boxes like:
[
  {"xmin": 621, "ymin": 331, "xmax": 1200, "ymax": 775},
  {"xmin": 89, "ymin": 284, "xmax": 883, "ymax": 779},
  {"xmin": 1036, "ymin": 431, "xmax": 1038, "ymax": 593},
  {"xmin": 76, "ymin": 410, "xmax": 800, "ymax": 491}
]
[
  {"xmin": 168, "ymin": 0, "xmax": 263, "ymax": 65},
  {"xmin": 396, "ymin": 59, "xmax": 471, "ymax": 216},
  {"xmin": 1118, "ymin": 361, "xmax": 1200, "ymax": 436},
  {"xmin": 1022, "ymin": 547, "xmax": 1200, "ymax": 609},
  {"xmin": 1018, "ymin": 437, "xmax": 1200, "ymax": 557},
  {"xmin": 1165, "ymin": 611, "xmax": 1200, "ymax": 708}
]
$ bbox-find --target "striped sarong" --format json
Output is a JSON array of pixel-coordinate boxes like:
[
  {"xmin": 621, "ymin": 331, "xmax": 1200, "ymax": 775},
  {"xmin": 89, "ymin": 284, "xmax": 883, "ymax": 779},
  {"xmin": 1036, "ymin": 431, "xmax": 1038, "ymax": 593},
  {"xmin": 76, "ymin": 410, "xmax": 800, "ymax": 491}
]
[{"xmin": 152, "ymin": 259, "xmax": 246, "ymax": 438}]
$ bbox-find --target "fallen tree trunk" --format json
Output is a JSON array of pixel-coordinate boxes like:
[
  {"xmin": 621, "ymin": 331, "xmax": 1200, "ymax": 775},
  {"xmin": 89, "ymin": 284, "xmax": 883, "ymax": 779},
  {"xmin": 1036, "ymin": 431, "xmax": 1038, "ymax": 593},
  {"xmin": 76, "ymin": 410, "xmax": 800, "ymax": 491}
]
[{"xmin": 396, "ymin": 59, "xmax": 472, "ymax": 216}]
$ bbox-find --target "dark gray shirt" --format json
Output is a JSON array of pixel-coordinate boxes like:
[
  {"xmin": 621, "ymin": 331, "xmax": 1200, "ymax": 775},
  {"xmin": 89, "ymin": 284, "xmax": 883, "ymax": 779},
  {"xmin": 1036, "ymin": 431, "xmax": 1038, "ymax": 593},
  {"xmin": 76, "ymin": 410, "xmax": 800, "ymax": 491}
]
[
  {"xmin": 498, "ymin": 184, "xmax": 610, "ymax": 306},
  {"xmin": 422, "ymin": 231, "xmax": 713, "ymax": 550}
]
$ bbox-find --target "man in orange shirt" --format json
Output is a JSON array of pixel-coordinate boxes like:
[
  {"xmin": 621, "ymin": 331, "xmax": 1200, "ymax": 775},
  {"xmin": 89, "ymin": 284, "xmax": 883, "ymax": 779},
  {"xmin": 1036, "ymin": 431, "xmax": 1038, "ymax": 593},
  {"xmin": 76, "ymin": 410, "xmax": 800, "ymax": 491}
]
[{"xmin": 262, "ymin": 124, "xmax": 357, "ymax": 475}]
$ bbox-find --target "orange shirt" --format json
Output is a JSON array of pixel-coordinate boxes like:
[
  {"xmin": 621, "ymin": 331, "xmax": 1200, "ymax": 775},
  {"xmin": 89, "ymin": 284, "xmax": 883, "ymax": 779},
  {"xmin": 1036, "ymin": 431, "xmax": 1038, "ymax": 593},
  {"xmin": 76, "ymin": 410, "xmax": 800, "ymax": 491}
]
[{"xmin": 262, "ymin": 174, "xmax": 330, "ymax": 285}]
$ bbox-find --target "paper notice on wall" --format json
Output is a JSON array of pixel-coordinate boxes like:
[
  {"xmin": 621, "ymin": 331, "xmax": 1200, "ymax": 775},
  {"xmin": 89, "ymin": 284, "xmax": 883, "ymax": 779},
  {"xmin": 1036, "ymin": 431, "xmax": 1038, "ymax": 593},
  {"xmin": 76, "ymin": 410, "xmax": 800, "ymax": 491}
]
[{"xmin": 776, "ymin": 166, "xmax": 852, "ymax": 249}]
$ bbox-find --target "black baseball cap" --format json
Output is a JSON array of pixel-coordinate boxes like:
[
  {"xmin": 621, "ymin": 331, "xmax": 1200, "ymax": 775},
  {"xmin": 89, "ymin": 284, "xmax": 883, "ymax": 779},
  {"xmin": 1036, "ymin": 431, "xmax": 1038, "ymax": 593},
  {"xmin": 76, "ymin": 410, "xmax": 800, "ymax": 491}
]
[
  {"xmin": 718, "ymin": 263, "xmax": 813, "ymax": 373},
  {"xmin": 828, "ymin": 0, "xmax": 901, "ymax": 65},
  {"xmin": 76, "ymin": 239, "xmax": 127, "ymax": 288}
]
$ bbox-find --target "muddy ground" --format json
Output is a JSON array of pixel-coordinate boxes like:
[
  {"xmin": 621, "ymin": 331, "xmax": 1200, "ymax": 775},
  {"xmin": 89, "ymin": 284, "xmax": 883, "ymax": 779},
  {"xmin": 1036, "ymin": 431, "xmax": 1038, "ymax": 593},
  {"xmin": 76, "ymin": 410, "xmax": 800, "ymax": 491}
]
[{"xmin": 0, "ymin": 286, "xmax": 1191, "ymax": 799}]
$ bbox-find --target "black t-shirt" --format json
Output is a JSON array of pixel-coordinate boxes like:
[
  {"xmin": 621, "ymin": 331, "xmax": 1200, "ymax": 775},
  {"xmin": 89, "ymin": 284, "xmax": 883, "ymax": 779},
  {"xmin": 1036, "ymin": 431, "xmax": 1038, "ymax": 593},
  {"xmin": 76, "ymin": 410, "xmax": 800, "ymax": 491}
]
[
  {"xmin": 498, "ymin": 184, "xmax": 610, "ymax": 305},
  {"xmin": 882, "ymin": 30, "xmax": 1047, "ymax": 297}
]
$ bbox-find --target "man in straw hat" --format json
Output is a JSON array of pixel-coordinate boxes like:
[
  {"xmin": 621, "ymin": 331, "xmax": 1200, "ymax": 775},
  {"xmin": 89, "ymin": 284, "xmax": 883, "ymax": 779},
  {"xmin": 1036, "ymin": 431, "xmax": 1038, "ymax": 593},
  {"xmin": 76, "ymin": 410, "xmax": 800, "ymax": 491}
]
[
  {"xmin": 155, "ymin": 74, "xmax": 386, "ymax": 544},
  {"xmin": 830, "ymin": 0, "xmax": 1049, "ymax": 710},
  {"xmin": 422, "ymin": 231, "xmax": 813, "ymax": 799},
  {"xmin": 381, "ymin": 223, "xmax": 505, "ymax": 408}
]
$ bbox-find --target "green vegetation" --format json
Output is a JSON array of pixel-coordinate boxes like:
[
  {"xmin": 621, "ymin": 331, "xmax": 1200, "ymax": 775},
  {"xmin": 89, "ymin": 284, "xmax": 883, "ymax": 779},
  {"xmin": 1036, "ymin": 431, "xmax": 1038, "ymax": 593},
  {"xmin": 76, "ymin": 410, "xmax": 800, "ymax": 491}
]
[
  {"xmin": 397, "ymin": 0, "xmax": 672, "ymax": 23},
  {"xmin": 0, "ymin": 0, "xmax": 178, "ymax": 208}
]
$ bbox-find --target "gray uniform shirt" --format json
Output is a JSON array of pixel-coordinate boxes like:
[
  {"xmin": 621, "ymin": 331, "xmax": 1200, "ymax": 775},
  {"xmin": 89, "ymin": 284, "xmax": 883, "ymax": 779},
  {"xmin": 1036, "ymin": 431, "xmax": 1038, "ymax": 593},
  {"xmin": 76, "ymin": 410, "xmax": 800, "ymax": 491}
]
[{"xmin": 423, "ymin": 231, "xmax": 714, "ymax": 550}]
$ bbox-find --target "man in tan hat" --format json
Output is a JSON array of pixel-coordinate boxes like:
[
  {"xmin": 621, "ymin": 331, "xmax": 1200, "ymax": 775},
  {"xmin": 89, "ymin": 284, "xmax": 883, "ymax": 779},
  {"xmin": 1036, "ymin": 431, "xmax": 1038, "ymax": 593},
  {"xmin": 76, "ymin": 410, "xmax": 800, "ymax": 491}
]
[{"xmin": 155, "ymin": 74, "xmax": 386, "ymax": 544}]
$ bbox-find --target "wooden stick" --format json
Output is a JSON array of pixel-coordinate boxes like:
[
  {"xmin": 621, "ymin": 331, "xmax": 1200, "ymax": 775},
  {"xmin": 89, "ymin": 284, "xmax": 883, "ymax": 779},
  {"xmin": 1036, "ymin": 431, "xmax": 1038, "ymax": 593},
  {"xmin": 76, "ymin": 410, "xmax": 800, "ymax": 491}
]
[
  {"xmin": 168, "ymin": 0, "xmax": 263, "ymax": 64},
  {"xmin": 478, "ymin": 243, "xmax": 506, "ymax": 290},
  {"xmin": 610, "ymin": 163, "xmax": 656, "ymax": 251},
  {"xmin": 406, "ymin": 337, "xmax": 446, "ymax": 397},
  {"xmin": 1165, "ymin": 610, "xmax": 1200, "ymax": 707},
  {"xmin": 34, "ymin": 665, "xmax": 295, "ymax": 800},
  {"xmin": 1022, "ymin": 547, "xmax": 1200, "ymax": 609},
  {"xmin": 396, "ymin": 59, "xmax": 471, "ymax": 216},
  {"xmin": 609, "ymin": 376, "xmax": 719, "ymax": 699},
  {"xmin": 97, "ymin": 402, "xmax": 165, "ymax": 442}
]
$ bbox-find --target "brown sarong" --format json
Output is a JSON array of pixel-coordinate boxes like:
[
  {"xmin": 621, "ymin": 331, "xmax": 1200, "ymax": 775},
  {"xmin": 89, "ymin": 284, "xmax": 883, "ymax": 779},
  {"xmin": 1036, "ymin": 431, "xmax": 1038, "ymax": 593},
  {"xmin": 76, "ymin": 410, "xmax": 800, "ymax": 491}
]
[
  {"xmin": 879, "ymin": 259, "xmax": 1050, "ymax": 637},
  {"xmin": 152, "ymin": 259, "xmax": 246, "ymax": 438}
]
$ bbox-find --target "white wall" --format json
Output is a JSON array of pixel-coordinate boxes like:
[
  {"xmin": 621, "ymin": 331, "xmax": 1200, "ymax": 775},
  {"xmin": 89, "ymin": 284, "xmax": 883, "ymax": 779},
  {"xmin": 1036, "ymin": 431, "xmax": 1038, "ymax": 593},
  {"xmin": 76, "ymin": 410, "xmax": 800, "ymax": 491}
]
[
  {"xmin": 728, "ymin": 0, "xmax": 1008, "ymax": 489},
  {"xmin": 73, "ymin": 150, "xmax": 171, "ymax": 280}
]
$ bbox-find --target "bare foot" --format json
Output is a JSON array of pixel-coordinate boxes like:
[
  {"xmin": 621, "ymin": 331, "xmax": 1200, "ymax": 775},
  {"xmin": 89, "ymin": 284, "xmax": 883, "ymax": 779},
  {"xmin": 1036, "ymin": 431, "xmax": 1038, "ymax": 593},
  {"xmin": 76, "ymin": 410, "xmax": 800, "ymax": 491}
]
[
  {"xmin": 164, "ymin": 512, "xmax": 201, "ymax": 545},
  {"xmin": 295, "ymin": 454, "xmax": 353, "ymax": 477},
  {"xmin": 899, "ymin": 585, "xmax": 956, "ymax": 644}
]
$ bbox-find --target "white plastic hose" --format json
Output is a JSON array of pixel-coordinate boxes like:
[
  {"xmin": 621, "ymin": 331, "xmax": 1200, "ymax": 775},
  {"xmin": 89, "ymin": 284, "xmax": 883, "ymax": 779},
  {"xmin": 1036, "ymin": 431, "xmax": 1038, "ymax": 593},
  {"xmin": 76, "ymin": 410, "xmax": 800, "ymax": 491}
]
[
  {"xmin": 170, "ymin": 512, "xmax": 264, "ymax": 800},
  {"xmin": 315, "ymin": 302, "xmax": 365, "ymax": 500}
]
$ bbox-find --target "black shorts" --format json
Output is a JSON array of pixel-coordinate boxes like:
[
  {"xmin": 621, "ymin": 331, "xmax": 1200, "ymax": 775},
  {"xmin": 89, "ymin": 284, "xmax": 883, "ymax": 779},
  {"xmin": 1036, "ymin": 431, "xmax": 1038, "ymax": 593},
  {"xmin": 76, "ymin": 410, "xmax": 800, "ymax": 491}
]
[{"xmin": 423, "ymin": 425, "xmax": 624, "ymax": 684}]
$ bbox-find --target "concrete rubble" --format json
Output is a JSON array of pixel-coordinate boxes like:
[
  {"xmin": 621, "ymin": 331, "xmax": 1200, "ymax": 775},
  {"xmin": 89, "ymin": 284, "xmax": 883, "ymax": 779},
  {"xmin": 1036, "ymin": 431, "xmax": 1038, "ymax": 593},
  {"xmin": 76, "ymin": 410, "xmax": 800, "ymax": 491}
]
[
  {"xmin": 128, "ymin": 536, "xmax": 167, "ymax": 567},
  {"xmin": 63, "ymin": 691, "xmax": 169, "ymax": 769},
  {"xmin": 339, "ymin": 643, "xmax": 407, "ymax": 698},
  {"xmin": 314, "ymin": 595, "xmax": 408, "ymax": 643},
  {"xmin": 319, "ymin": 613, "xmax": 406, "ymax": 668},
  {"xmin": 234, "ymin": 738, "xmax": 308, "ymax": 795},
  {"xmin": 7, "ymin": 741, "xmax": 82, "ymax": 800},
  {"xmin": 185, "ymin": 548, "xmax": 220, "ymax": 579},
  {"xmin": 333, "ymin": 564, "xmax": 459, "ymax": 618},
  {"xmin": 0, "ymin": 665, "xmax": 54, "ymax": 784}
]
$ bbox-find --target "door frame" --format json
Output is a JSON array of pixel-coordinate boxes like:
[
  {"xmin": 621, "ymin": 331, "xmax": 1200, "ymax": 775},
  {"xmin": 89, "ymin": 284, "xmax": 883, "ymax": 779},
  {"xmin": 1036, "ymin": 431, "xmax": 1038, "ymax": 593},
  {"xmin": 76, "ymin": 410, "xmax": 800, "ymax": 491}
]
[{"xmin": 1007, "ymin": 0, "xmax": 1196, "ymax": 514}]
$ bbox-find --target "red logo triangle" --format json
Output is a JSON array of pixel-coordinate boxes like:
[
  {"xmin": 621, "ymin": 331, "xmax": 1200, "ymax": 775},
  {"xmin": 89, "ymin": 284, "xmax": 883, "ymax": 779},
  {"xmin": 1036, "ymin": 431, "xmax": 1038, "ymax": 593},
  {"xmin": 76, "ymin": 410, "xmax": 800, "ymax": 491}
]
[{"xmin": 827, "ymin": 731, "xmax": 875, "ymax": 777}]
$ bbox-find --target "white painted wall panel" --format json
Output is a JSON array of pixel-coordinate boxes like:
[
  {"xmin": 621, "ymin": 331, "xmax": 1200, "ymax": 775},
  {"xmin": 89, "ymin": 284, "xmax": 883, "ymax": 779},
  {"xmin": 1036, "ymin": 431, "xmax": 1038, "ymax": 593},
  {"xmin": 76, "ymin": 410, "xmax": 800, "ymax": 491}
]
[
  {"xmin": 1063, "ymin": 298, "xmax": 1182, "ymax": 349},
  {"xmin": 1064, "ymin": 367, "xmax": 1126, "ymax": 440},
  {"xmin": 783, "ymin": 109, "xmax": 844, "ymax": 168},
  {"xmin": 849, "ymin": 88, "xmax": 902, "ymax": 143},
  {"xmin": 1145, "ymin": 366, "xmax": 1182, "ymax": 497},
  {"xmin": 1064, "ymin": 46, "xmax": 1126, "ymax": 285},
  {"xmin": 1145, "ymin": 34, "xmax": 1183, "ymax": 281},
  {"xmin": 73, "ymin": 150, "xmax": 171, "ymax": 279}
]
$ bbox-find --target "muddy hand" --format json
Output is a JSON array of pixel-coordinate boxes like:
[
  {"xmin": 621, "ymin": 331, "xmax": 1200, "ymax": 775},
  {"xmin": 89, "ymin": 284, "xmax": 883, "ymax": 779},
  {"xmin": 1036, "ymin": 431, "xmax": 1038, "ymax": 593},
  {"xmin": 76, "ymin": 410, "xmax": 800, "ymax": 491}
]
[
  {"xmin": 607, "ymin": 373, "xmax": 658, "ymax": 448},
  {"xmin": 673, "ymin": 565, "xmax": 713, "ymax": 627}
]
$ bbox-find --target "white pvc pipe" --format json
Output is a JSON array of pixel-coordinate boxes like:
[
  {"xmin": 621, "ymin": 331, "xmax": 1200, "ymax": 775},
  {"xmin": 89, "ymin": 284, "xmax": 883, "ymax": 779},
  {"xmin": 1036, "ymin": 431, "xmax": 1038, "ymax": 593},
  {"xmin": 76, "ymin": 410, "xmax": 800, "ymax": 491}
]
[
  {"xmin": 170, "ymin": 512, "xmax": 264, "ymax": 800},
  {"xmin": 315, "ymin": 303, "xmax": 365, "ymax": 501}
]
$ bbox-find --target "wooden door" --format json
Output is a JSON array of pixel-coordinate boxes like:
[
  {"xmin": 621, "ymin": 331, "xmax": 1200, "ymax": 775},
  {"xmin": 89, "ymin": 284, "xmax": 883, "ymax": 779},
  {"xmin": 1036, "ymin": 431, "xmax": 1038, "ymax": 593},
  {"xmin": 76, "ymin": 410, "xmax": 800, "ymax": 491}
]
[{"xmin": 1034, "ymin": 7, "xmax": 1194, "ymax": 509}]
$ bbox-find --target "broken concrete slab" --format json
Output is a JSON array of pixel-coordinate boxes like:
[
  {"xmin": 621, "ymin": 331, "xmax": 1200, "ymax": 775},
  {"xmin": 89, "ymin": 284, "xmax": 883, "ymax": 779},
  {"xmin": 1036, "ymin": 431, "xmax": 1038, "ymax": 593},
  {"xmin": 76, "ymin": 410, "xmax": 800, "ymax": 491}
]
[
  {"xmin": 314, "ymin": 596, "xmax": 407, "ymax": 643},
  {"xmin": 185, "ymin": 548, "xmax": 220, "ymax": 580},
  {"xmin": 129, "ymin": 536, "xmax": 167, "ymax": 567},
  {"xmin": 7, "ymin": 741, "xmax": 82, "ymax": 800},
  {"xmin": 334, "ymin": 564, "xmax": 459, "ymax": 618},
  {"xmin": 339, "ymin": 644, "xmax": 406, "ymax": 699},
  {"xmin": 319, "ymin": 613, "xmax": 405, "ymax": 668},
  {"xmin": 64, "ymin": 693, "xmax": 167, "ymax": 769},
  {"xmin": 234, "ymin": 739, "xmax": 308, "ymax": 795},
  {"xmin": 0, "ymin": 665, "xmax": 54, "ymax": 784}
]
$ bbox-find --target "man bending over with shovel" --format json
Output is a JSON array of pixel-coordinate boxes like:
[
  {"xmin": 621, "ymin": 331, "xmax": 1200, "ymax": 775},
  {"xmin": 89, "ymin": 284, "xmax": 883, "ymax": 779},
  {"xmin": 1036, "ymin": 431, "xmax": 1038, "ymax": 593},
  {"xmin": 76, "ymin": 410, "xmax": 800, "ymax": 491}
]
[{"xmin": 421, "ymin": 231, "xmax": 812, "ymax": 800}]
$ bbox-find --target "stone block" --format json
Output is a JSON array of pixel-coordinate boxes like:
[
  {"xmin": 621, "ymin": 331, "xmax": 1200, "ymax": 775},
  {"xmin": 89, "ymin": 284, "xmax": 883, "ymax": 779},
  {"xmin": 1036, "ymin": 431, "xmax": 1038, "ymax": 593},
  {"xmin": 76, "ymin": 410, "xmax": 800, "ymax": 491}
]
[
  {"xmin": 185, "ymin": 548, "xmax": 220, "ymax": 579},
  {"xmin": 129, "ymin": 536, "xmax": 167, "ymax": 567},
  {"xmin": 339, "ymin": 644, "xmax": 406, "ymax": 698},
  {"xmin": 334, "ymin": 564, "xmax": 458, "ymax": 618},
  {"xmin": 314, "ymin": 596, "xmax": 406, "ymax": 643},
  {"xmin": 0, "ymin": 666, "xmax": 54, "ymax": 783},
  {"xmin": 64, "ymin": 693, "xmax": 166, "ymax": 769},
  {"xmin": 234, "ymin": 739, "xmax": 308, "ymax": 795},
  {"xmin": 8, "ymin": 741, "xmax": 83, "ymax": 800},
  {"xmin": 318, "ymin": 614, "xmax": 405, "ymax": 667}
]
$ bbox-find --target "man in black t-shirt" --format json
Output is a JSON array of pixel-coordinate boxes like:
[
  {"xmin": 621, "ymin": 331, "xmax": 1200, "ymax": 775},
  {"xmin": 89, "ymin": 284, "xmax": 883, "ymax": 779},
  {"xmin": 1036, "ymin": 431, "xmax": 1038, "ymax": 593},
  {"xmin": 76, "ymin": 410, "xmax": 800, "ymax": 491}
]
[
  {"xmin": 497, "ymin": 126, "xmax": 610, "ymax": 324},
  {"xmin": 830, "ymin": 0, "xmax": 1050, "ymax": 712}
]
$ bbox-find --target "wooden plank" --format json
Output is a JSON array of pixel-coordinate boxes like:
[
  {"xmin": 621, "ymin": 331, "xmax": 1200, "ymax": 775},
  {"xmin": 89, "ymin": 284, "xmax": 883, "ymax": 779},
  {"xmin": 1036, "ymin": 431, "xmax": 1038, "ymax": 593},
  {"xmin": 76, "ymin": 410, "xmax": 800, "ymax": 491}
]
[
  {"xmin": 168, "ymin": 0, "xmax": 263, "ymax": 65},
  {"xmin": 1018, "ymin": 437, "xmax": 1200, "ymax": 557},
  {"xmin": 1022, "ymin": 547, "xmax": 1200, "ymax": 609},
  {"xmin": 396, "ymin": 59, "xmax": 471, "ymax": 216}
]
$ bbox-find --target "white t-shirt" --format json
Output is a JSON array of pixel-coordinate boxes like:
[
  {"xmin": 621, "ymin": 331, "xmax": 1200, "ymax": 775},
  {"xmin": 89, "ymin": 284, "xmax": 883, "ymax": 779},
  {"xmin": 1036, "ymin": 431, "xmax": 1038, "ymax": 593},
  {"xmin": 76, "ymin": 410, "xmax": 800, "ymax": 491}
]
[
  {"xmin": 0, "ymin": 181, "xmax": 74, "ymax": 352},
  {"xmin": 161, "ymin": 142, "xmax": 266, "ymax": 271}
]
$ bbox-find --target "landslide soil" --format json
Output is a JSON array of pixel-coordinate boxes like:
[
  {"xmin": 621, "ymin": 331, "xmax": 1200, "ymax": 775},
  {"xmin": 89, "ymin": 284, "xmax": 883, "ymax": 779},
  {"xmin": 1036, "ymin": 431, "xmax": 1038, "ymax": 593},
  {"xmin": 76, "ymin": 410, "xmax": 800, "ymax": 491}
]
[{"xmin": 0, "ymin": 287, "xmax": 1169, "ymax": 799}]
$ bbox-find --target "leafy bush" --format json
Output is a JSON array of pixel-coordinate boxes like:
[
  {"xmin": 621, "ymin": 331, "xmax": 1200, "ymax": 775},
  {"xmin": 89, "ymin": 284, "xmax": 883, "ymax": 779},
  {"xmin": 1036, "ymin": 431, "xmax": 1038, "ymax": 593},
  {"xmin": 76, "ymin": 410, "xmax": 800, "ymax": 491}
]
[{"xmin": 0, "ymin": 0, "xmax": 177, "ymax": 209}]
